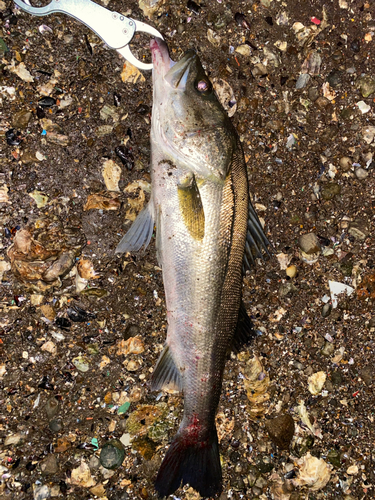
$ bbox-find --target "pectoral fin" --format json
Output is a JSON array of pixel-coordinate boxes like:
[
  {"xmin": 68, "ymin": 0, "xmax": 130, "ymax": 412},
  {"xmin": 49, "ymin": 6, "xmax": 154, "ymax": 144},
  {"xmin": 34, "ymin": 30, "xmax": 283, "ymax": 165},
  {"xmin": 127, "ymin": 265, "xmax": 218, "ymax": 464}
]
[
  {"xmin": 178, "ymin": 174, "xmax": 205, "ymax": 241},
  {"xmin": 115, "ymin": 201, "xmax": 154, "ymax": 254},
  {"xmin": 151, "ymin": 344, "xmax": 183, "ymax": 392}
]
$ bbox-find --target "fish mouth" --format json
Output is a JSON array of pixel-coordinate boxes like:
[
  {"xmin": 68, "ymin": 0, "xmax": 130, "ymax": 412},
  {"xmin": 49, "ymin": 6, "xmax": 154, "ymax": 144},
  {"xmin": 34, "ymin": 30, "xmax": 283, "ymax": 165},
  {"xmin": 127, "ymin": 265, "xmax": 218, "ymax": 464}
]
[
  {"xmin": 150, "ymin": 37, "xmax": 173, "ymax": 75},
  {"xmin": 164, "ymin": 50, "xmax": 196, "ymax": 90},
  {"xmin": 151, "ymin": 38, "xmax": 196, "ymax": 89}
]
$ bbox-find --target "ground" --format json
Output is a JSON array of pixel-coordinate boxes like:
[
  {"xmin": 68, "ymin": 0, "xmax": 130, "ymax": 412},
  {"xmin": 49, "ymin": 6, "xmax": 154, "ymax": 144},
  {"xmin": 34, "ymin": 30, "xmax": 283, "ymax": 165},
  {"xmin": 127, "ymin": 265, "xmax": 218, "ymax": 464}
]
[{"xmin": 0, "ymin": 0, "xmax": 374, "ymax": 499}]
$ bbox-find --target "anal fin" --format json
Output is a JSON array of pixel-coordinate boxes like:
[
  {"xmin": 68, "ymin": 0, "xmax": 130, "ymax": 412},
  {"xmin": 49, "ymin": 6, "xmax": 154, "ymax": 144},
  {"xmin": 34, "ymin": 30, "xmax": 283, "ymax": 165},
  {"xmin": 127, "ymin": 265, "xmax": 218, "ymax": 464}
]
[
  {"xmin": 232, "ymin": 301, "xmax": 256, "ymax": 353},
  {"xmin": 151, "ymin": 344, "xmax": 183, "ymax": 392},
  {"xmin": 115, "ymin": 201, "xmax": 154, "ymax": 254}
]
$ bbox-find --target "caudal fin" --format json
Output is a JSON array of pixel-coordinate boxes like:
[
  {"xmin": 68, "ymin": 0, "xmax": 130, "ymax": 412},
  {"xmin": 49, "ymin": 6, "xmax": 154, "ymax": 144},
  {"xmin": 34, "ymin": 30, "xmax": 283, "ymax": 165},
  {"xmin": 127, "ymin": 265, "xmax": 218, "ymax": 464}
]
[{"xmin": 155, "ymin": 427, "xmax": 222, "ymax": 498}]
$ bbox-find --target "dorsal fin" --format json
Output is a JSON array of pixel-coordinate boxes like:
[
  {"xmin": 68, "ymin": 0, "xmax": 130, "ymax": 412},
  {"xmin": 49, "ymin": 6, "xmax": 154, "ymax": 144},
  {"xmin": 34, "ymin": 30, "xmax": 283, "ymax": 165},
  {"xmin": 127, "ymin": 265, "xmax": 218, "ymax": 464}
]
[{"xmin": 243, "ymin": 202, "xmax": 271, "ymax": 272}]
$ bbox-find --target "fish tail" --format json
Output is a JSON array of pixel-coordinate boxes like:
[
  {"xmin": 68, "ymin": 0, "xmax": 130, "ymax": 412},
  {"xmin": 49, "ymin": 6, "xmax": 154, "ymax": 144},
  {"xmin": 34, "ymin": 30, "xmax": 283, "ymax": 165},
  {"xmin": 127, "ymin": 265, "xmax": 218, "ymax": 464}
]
[{"xmin": 155, "ymin": 425, "xmax": 222, "ymax": 498}]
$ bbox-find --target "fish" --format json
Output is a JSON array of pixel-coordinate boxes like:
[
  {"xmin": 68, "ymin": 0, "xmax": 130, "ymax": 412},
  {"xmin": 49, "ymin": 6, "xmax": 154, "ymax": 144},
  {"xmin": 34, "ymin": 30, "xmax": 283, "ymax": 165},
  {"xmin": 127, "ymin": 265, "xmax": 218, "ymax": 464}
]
[{"xmin": 115, "ymin": 38, "xmax": 269, "ymax": 498}]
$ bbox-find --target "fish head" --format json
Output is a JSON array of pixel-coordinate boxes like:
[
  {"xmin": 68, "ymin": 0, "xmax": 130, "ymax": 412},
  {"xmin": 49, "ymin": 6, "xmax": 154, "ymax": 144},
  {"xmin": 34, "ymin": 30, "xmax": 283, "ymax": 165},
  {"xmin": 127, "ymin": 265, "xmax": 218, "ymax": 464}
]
[{"xmin": 151, "ymin": 38, "xmax": 236, "ymax": 182}]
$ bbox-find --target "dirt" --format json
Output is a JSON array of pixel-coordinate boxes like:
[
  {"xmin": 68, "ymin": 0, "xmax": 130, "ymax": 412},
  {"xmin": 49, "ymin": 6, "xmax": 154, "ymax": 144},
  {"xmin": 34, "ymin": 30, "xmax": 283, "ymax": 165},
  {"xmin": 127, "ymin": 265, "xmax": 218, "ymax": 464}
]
[{"xmin": 0, "ymin": 0, "xmax": 374, "ymax": 499}]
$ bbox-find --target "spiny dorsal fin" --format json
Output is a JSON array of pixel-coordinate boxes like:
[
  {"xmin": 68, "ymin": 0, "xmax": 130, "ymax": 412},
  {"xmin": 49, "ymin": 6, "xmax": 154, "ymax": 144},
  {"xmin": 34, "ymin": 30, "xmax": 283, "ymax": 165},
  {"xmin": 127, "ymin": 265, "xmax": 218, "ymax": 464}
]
[
  {"xmin": 243, "ymin": 202, "xmax": 271, "ymax": 272},
  {"xmin": 151, "ymin": 344, "xmax": 183, "ymax": 392},
  {"xmin": 177, "ymin": 174, "xmax": 205, "ymax": 241}
]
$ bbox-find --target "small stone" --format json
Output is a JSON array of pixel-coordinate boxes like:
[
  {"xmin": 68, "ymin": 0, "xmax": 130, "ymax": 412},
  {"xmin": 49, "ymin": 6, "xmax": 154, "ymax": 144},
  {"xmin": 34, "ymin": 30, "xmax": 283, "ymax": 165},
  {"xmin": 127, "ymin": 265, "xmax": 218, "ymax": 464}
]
[
  {"xmin": 308, "ymin": 87, "xmax": 319, "ymax": 102},
  {"xmin": 100, "ymin": 439, "xmax": 125, "ymax": 470},
  {"xmin": 315, "ymin": 96, "xmax": 330, "ymax": 109},
  {"xmin": 360, "ymin": 366, "xmax": 372, "ymax": 385},
  {"xmin": 327, "ymin": 449, "xmax": 341, "ymax": 468},
  {"xmin": 89, "ymin": 455, "xmax": 101, "ymax": 470},
  {"xmin": 71, "ymin": 460, "xmax": 96, "ymax": 487},
  {"xmin": 355, "ymin": 167, "xmax": 368, "ymax": 179},
  {"xmin": 298, "ymin": 233, "xmax": 321, "ymax": 254},
  {"xmin": 331, "ymin": 370, "xmax": 343, "ymax": 386},
  {"xmin": 308, "ymin": 371, "xmax": 326, "ymax": 395},
  {"xmin": 102, "ymin": 159, "xmax": 121, "ymax": 192},
  {"xmin": 286, "ymin": 265, "xmax": 297, "ymax": 278},
  {"xmin": 339, "ymin": 156, "xmax": 352, "ymax": 171},
  {"xmin": 321, "ymin": 341, "xmax": 335, "ymax": 356},
  {"xmin": 72, "ymin": 355, "xmax": 90, "ymax": 372},
  {"xmin": 356, "ymin": 100, "xmax": 371, "ymax": 114},
  {"xmin": 236, "ymin": 44, "xmax": 251, "ymax": 57},
  {"xmin": 326, "ymin": 69, "xmax": 342, "ymax": 88},
  {"xmin": 296, "ymin": 74, "xmax": 310, "ymax": 89},
  {"xmin": 116, "ymin": 336, "xmax": 144, "ymax": 356},
  {"xmin": 278, "ymin": 282, "xmax": 297, "ymax": 297},
  {"xmin": 49, "ymin": 418, "xmax": 63, "ymax": 433},
  {"xmin": 4, "ymin": 432, "xmax": 25, "ymax": 446},
  {"xmin": 321, "ymin": 182, "xmax": 341, "ymax": 200},
  {"xmin": 132, "ymin": 436, "xmax": 157, "ymax": 460},
  {"xmin": 350, "ymin": 39, "xmax": 360, "ymax": 52},
  {"xmin": 321, "ymin": 303, "xmax": 332, "ymax": 318},
  {"xmin": 265, "ymin": 414, "xmax": 295, "ymax": 450},
  {"xmin": 348, "ymin": 220, "xmax": 369, "ymax": 240},
  {"xmin": 252, "ymin": 63, "xmax": 268, "ymax": 77},
  {"xmin": 33, "ymin": 484, "xmax": 51, "ymax": 500},
  {"xmin": 358, "ymin": 74, "xmax": 375, "ymax": 98},
  {"xmin": 363, "ymin": 126, "xmax": 375, "ymax": 144},
  {"xmin": 12, "ymin": 110, "xmax": 32, "ymax": 129},
  {"xmin": 45, "ymin": 397, "xmax": 59, "ymax": 419},
  {"xmin": 347, "ymin": 464, "xmax": 359, "ymax": 475},
  {"xmin": 41, "ymin": 454, "xmax": 58, "ymax": 474}
]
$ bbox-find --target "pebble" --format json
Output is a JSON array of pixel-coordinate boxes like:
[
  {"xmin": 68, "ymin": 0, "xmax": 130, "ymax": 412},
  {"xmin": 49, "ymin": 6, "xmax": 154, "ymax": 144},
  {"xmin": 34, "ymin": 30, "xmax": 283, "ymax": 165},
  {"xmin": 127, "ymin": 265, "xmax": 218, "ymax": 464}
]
[
  {"xmin": 360, "ymin": 366, "xmax": 373, "ymax": 385},
  {"xmin": 41, "ymin": 454, "xmax": 58, "ymax": 474},
  {"xmin": 12, "ymin": 110, "xmax": 32, "ymax": 129},
  {"xmin": 339, "ymin": 156, "xmax": 352, "ymax": 171},
  {"xmin": 286, "ymin": 265, "xmax": 297, "ymax": 278},
  {"xmin": 278, "ymin": 282, "xmax": 297, "ymax": 297},
  {"xmin": 308, "ymin": 87, "xmax": 319, "ymax": 102},
  {"xmin": 321, "ymin": 341, "xmax": 335, "ymax": 356},
  {"xmin": 45, "ymin": 397, "xmax": 59, "ymax": 419},
  {"xmin": 331, "ymin": 370, "xmax": 343, "ymax": 386},
  {"xmin": 327, "ymin": 449, "xmax": 341, "ymax": 468},
  {"xmin": 100, "ymin": 439, "xmax": 125, "ymax": 470},
  {"xmin": 89, "ymin": 455, "xmax": 101, "ymax": 470},
  {"xmin": 298, "ymin": 233, "xmax": 321, "ymax": 254},
  {"xmin": 321, "ymin": 182, "xmax": 341, "ymax": 201},
  {"xmin": 350, "ymin": 39, "xmax": 360, "ymax": 52},
  {"xmin": 321, "ymin": 303, "xmax": 332, "ymax": 318},
  {"xmin": 348, "ymin": 220, "xmax": 368, "ymax": 240},
  {"xmin": 326, "ymin": 69, "xmax": 342, "ymax": 87},
  {"xmin": 48, "ymin": 418, "xmax": 63, "ymax": 433},
  {"xmin": 357, "ymin": 100, "xmax": 371, "ymax": 114},
  {"xmin": 265, "ymin": 414, "xmax": 295, "ymax": 450},
  {"xmin": 295, "ymin": 73, "xmax": 310, "ymax": 89},
  {"xmin": 33, "ymin": 484, "xmax": 51, "ymax": 500},
  {"xmin": 355, "ymin": 167, "xmax": 368, "ymax": 179},
  {"xmin": 358, "ymin": 74, "xmax": 375, "ymax": 98}
]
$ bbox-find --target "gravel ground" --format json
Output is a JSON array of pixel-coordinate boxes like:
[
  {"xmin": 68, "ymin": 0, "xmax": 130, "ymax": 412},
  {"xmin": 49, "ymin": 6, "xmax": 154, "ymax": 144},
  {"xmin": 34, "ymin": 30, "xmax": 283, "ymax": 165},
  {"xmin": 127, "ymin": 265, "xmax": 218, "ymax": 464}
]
[{"xmin": 1, "ymin": 0, "xmax": 374, "ymax": 499}]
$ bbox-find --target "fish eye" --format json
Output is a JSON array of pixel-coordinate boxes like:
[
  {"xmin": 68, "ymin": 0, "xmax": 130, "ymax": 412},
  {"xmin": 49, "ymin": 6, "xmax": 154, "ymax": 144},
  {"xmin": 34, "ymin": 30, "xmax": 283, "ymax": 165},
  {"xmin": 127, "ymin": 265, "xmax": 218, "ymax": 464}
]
[{"xmin": 195, "ymin": 79, "xmax": 211, "ymax": 93}]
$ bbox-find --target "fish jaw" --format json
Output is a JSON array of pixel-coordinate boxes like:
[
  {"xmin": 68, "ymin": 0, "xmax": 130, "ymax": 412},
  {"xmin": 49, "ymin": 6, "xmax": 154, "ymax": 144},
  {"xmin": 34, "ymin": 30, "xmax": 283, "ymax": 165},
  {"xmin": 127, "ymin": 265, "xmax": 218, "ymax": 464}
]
[{"xmin": 150, "ymin": 37, "xmax": 175, "ymax": 79}]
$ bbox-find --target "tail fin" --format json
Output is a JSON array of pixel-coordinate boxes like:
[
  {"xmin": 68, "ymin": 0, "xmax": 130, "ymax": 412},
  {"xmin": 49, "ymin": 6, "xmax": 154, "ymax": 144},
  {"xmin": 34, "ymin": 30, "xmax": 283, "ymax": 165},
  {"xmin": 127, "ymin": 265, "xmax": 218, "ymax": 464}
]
[{"xmin": 155, "ymin": 426, "xmax": 222, "ymax": 498}]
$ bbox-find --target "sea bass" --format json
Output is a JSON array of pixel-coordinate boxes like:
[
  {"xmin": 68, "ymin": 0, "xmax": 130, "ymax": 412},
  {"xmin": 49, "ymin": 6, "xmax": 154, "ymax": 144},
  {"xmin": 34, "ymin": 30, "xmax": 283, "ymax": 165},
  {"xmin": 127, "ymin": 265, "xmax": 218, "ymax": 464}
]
[{"xmin": 116, "ymin": 38, "xmax": 269, "ymax": 497}]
